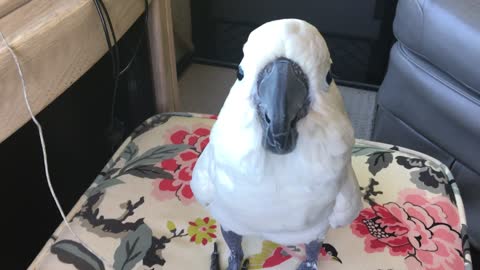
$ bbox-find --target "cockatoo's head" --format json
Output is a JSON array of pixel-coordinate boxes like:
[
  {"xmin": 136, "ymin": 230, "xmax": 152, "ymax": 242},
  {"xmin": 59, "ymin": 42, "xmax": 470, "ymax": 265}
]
[{"xmin": 213, "ymin": 19, "xmax": 353, "ymax": 161}]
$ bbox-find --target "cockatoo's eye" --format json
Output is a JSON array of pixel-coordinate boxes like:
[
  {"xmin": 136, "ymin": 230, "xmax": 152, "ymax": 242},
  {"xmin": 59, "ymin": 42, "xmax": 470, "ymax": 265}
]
[
  {"xmin": 264, "ymin": 63, "xmax": 273, "ymax": 74},
  {"xmin": 237, "ymin": 66, "xmax": 244, "ymax": 81},
  {"xmin": 264, "ymin": 113, "xmax": 271, "ymax": 124},
  {"xmin": 326, "ymin": 70, "xmax": 333, "ymax": 85}
]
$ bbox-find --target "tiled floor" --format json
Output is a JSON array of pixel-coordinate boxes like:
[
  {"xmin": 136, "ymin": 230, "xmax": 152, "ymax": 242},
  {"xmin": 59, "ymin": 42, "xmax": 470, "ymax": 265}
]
[{"xmin": 179, "ymin": 64, "xmax": 377, "ymax": 139}]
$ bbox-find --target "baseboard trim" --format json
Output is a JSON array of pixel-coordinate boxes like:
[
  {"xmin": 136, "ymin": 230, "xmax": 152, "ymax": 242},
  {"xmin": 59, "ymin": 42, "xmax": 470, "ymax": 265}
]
[
  {"xmin": 192, "ymin": 57, "xmax": 238, "ymax": 69},
  {"xmin": 334, "ymin": 79, "xmax": 379, "ymax": 92}
]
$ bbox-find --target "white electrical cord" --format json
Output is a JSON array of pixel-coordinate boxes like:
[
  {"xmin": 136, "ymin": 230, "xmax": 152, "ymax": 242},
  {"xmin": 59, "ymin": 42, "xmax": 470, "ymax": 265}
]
[{"xmin": 0, "ymin": 32, "xmax": 112, "ymax": 268}]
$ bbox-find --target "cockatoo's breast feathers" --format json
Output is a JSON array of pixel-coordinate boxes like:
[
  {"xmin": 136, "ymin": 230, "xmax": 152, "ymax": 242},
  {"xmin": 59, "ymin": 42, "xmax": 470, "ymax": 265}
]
[{"xmin": 253, "ymin": 57, "xmax": 310, "ymax": 154}]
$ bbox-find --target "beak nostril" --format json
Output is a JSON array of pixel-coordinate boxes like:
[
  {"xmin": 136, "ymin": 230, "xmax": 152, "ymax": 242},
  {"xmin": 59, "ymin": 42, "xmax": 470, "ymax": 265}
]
[{"xmin": 265, "ymin": 113, "xmax": 271, "ymax": 124}]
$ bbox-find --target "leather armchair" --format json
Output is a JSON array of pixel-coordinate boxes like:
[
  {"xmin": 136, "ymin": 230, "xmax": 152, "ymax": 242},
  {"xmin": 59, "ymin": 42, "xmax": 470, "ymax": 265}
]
[{"xmin": 373, "ymin": 0, "xmax": 480, "ymax": 248}]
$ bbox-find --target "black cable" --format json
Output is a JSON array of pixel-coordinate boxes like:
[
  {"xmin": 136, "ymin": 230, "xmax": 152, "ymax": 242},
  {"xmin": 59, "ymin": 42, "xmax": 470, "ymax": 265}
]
[
  {"xmin": 97, "ymin": 0, "xmax": 120, "ymax": 61},
  {"xmin": 92, "ymin": 0, "xmax": 118, "ymax": 81},
  {"xmin": 97, "ymin": 0, "xmax": 120, "ymax": 79},
  {"xmin": 97, "ymin": 0, "xmax": 149, "ymax": 77},
  {"xmin": 94, "ymin": 0, "xmax": 120, "ymax": 125},
  {"xmin": 92, "ymin": 0, "xmax": 149, "ymax": 151},
  {"xmin": 119, "ymin": 0, "xmax": 149, "ymax": 76}
]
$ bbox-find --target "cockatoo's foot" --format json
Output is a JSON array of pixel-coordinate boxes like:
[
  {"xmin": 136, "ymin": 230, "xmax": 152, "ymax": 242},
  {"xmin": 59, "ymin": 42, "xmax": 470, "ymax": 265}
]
[
  {"xmin": 297, "ymin": 259, "xmax": 318, "ymax": 270},
  {"xmin": 297, "ymin": 240, "xmax": 322, "ymax": 270},
  {"xmin": 226, "ymin": 254, "xmax": 244, "ymax": 270},
  {"xmin": 221, "ymin": 227, "xmax": 244, "ymax": 270}
]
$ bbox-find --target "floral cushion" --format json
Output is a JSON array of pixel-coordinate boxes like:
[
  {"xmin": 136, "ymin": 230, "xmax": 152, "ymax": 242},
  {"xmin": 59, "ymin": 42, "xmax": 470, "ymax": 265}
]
[{"xmin": 29, "ymin": 113, "xmax": 473, "ymax": 270}]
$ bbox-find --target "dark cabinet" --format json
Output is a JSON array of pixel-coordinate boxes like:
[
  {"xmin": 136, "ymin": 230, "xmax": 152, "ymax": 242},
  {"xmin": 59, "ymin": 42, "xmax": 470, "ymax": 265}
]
[{"xmin": 191, "ymin": 0, "xmax": 397, "ymax": 86}]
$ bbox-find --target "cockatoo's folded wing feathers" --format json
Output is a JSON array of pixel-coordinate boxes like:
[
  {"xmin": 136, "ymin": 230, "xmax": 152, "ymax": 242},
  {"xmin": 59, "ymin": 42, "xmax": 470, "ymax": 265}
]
[
  {"xmin": 328, "ymin": 164, "xmax": 362, "ymax": 228},
  {"xmin": 191, "ymin": 145, "xmax": 215, "ymax": 206}
]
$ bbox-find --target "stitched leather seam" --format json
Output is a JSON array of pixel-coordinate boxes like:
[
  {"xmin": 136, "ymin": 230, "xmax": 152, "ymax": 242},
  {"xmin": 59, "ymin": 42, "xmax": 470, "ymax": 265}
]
[
  {"xmin": 377, "ymin": 105, "xmax": 479, "ymax": 174},
  {"xmin": 376, "ymin": 104, "xmax": 451, "ymax": 159},
  {"xmin": 413, "ymin": 0, "xmax": 425, "ymax": 52},
  {"xmin": 398, "ymin": 43, "xmax": 480, "ymax": 106}
]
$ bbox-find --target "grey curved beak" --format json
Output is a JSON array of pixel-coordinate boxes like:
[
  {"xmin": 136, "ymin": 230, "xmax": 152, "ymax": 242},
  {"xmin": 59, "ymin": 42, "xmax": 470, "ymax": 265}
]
[{"xmin": 255, "ymin": 57, "xmax": 309, "ymax": 154}]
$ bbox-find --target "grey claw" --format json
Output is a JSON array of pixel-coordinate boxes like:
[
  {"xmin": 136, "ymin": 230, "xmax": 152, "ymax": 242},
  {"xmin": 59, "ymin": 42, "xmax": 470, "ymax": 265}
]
[
  {"xmin": 297, "ymin": 259, "xmax": 318, "ymax": 270},
  {"xmin": 227, "ymin": 254, "xmax": 244, "ymax": 270},
  {"xmin": 241, "ymin": 259, "xmax": 249, "ymax": 270}
]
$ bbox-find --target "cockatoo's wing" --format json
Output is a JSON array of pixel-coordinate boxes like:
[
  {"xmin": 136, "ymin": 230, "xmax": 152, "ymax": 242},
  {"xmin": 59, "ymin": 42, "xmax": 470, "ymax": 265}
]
[
  {"xmin": 190, "ymin": 144, "xmax": 215, "ymax": 207},
  {"xmin": 328, "ymin": 164, "xmax": 362, "ymax": 228}
]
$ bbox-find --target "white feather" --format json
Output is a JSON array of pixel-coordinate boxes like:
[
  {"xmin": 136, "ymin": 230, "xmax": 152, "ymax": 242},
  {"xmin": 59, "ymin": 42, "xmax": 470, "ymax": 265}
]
[{"xmin": 191, "ymin": 19, "xmax": 362, "ymax": 245}]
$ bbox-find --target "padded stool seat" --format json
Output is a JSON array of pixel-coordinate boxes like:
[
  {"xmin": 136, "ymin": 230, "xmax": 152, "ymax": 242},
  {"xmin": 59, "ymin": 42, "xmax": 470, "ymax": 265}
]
[{"xmin": 29, "ymin": 113, "xmax": 472, "ymax": 269}]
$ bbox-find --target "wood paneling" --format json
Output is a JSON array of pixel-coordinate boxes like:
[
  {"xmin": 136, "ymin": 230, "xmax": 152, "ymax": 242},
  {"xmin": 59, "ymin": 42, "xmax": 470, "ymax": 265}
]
[
  {"xmin": 148, "ymin": 0, "xmax": 180, "ymax": 112},
  {"xmin": 0, "ymin": 0, "xmax": 30, "ymax": 19}
]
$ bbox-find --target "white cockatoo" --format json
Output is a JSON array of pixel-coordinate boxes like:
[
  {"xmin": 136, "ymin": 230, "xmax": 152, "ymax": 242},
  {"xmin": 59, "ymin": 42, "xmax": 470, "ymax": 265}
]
[{"xmin": 191, "ymin": 19, "xmax": 362, "ymax": 270}]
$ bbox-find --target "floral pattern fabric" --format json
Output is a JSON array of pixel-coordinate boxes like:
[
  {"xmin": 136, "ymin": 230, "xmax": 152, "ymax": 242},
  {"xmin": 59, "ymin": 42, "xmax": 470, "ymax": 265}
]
[
  {"xmin": 151, "ymin": 125, "xmax": 211, "ymax": 205},
  {"xmin": 29, "ymin": 113, "xmax": 472, "ymax": 270},
  {"xmin": 351, "ymin": 190, "xmax": 463, "ymax": 270}
]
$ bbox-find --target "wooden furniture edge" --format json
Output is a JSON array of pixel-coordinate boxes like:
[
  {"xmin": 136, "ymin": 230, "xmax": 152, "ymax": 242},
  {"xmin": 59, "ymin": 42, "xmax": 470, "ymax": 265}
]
[
  {"xmin": 148, "ymin": 0, "xmax": 180, "ymax": 113},
  {"xmin": 0, "ymin": 0, "xmax": 31, "ymax": 19},
  {"xmin": 0, "ymin": 0, "xmax": 148, "ymax": 143}
]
